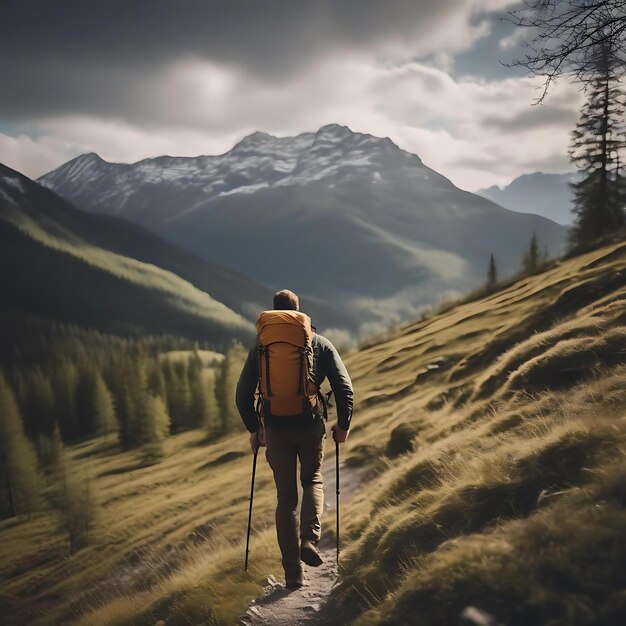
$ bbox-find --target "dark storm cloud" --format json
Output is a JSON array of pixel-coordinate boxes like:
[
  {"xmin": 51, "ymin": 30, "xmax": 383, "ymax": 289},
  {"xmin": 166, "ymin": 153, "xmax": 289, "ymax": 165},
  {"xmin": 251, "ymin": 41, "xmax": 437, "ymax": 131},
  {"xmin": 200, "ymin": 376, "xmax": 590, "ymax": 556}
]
[
  {"xmin": 3, "ymin": 0, "xmax": 462, "ymax": 71},
  {"xmin": 1, "ymin": 0, "xmax": 471, "ymax": 121}
]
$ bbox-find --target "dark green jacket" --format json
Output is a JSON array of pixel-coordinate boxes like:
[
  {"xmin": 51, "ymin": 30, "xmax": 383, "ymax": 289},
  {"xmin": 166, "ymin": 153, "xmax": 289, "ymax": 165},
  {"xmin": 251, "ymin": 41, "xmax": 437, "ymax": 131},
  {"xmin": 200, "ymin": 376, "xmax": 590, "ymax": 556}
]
[{"xmin": 236, "ymin": 333, "xmax": 354, "ymax": 433}]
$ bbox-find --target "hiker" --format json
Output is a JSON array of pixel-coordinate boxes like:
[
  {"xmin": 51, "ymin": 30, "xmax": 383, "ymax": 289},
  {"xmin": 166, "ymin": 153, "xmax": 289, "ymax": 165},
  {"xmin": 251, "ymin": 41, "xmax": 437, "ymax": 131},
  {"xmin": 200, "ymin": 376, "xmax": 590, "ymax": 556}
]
[{"xmin": 236, "ymin": 289, "xmax": 353, "ymax": 589}]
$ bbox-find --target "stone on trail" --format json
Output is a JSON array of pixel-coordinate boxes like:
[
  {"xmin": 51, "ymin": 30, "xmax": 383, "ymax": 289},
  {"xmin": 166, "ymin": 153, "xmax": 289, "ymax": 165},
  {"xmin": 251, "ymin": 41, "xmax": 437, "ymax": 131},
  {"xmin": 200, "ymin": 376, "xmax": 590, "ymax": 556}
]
[{"xmin": 460, "ymin": 605, "xmax": 499, "ymax": 626}]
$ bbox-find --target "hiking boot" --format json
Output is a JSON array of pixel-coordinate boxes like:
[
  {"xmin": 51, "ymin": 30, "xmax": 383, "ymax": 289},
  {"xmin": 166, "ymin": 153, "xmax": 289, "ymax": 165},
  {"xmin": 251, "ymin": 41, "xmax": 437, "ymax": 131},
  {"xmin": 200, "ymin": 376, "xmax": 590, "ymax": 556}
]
[
  {"xmin": 285, "ymin": 565, "xmax": 304, "ymax": 590},
  {"xmin": 300, "ymin": 540, "xmax": 323, "ymax": 567},
  {"xmin": 285, "ymin": 578, "xmax": 304, "ymax": 591}
]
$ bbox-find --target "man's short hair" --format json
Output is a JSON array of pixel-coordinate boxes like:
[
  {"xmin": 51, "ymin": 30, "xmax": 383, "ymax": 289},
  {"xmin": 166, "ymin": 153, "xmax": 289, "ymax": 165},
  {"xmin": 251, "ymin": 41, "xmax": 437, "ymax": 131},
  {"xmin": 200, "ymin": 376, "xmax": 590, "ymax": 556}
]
[{"xmin": 273, "ymin": 289, "xmax": 300, "ymax": 311}]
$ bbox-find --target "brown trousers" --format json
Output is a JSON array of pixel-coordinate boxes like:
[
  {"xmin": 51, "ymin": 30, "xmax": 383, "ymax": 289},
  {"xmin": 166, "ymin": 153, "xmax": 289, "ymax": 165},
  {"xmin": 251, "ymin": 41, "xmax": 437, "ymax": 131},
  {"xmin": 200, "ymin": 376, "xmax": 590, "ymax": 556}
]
[{"xmin": 264, "ymin": 417, "xmax": 326, "ymax": 581}]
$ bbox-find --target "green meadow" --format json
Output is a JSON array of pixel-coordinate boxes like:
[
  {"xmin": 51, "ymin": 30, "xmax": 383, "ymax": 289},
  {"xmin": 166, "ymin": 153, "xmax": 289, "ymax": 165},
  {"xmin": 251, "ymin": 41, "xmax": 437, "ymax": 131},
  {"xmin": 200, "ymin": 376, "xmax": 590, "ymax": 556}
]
[{"xmin": 2, "ymin": 234, "xmax": 625, "ymax": 625}]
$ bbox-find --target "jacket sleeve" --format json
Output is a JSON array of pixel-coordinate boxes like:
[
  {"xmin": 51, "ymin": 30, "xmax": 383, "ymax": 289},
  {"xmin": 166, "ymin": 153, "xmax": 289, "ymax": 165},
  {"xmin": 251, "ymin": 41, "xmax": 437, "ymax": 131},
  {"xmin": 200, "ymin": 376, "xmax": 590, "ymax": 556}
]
[
  {"xmin": 321, "ymin": 338, "xmax": 354, "ymax": 431},
  {"xmin": 235, "ymin": 347, "xmax": 260, "ymax": 433}
]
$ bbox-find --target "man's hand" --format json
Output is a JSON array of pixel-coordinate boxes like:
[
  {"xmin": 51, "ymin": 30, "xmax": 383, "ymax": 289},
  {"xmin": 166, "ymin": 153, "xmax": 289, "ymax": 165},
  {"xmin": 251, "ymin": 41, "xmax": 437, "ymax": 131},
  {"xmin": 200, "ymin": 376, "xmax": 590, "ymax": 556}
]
[
  {"xmin": 331, "ymin": 424, "xmax": 349, "ymax": 444},
  {"xmin": 249, "ymin": 427, "xmax": 266, "ymax": 453}
]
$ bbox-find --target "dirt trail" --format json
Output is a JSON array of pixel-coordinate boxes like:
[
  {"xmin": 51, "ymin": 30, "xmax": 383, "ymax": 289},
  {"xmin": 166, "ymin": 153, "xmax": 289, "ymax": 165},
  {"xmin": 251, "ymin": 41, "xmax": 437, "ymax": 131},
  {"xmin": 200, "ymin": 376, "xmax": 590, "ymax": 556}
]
[
  {"xmin": 238, "ymin": 549, "xmax": 339, "ymax": 626},
  {"xmin": 239, "ymin": 447, "xmax": 369, "ymax": 626}
]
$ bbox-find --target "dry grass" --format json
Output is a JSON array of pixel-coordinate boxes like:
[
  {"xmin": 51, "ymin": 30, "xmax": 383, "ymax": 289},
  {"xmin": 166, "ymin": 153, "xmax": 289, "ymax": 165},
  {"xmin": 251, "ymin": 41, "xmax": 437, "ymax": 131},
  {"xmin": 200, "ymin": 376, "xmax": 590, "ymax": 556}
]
[
  {"xmin": 350, "ymin": 449, "xmax": 626, "ymax": 626},
  {"xmin": 325, "ymin": 238, "xmax": 626, "ymax": 626},
  {"xmin": 0, "ymin": 429, "xmax": 280, "ymax": 625},
  {"xmin": 2, "ymin": 238, "xmax": 625, "ymax": 625}
]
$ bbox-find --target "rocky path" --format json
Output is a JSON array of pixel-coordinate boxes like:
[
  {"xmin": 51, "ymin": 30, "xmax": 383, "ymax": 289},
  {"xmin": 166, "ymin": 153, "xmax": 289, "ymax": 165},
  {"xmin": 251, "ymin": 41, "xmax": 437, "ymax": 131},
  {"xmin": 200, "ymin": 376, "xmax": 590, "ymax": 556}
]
[
  {"xmin": 238, "ymin": 548, "xmax": 339, "ymax": 626},
  {"xmin": 238, "ymin": 447, "xmax": 369, "ymax": 626}
]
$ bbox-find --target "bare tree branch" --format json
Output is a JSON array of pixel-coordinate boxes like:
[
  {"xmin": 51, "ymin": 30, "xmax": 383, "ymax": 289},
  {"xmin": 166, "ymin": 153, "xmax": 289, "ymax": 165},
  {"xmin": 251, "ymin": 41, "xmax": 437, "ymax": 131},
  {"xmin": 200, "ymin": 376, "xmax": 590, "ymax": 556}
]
[{"xmin": 505, "ymin": 0, "xmax": 626, "ymax": 102}]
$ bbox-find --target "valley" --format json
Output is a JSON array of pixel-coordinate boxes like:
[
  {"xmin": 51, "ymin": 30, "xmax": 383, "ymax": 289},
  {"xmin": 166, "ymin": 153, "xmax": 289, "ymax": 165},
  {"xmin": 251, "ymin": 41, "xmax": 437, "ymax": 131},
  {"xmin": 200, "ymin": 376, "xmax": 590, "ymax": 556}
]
[{"xmin": 39, "ymin": 125, "xmax": 568, "ymax": 333}]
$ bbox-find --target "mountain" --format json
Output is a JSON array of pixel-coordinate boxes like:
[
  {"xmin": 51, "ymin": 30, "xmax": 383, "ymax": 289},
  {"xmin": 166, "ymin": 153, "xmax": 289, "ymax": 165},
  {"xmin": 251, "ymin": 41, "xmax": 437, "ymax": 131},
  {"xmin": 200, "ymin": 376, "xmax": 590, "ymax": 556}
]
[
  {"xmin": 40, "ymin": 124, "xmax": 568, "ymax": 331},
  {"xmin": 477, "ymin": 171, "xmax": 577, "ymax": 225}
]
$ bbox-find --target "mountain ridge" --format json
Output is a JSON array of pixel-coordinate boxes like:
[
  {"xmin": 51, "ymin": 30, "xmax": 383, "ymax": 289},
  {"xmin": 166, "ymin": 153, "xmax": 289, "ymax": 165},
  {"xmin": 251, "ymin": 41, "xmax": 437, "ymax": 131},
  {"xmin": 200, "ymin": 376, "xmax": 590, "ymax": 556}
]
[
  {"xmin": 39, "ymin": 124, "xmax": 567, "ymax": 334},
  {"xmin": 477, "ymin": 171, "xmax": 576, "ymax": 225}
]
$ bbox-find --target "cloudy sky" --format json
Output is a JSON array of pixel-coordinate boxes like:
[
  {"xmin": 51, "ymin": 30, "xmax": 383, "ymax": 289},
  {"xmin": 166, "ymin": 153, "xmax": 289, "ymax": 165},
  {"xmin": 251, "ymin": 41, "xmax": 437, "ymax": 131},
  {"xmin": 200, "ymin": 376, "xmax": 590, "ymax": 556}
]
[{"xmin": 1, "ymin": 0, "xmax": 582, "ymax": 190}]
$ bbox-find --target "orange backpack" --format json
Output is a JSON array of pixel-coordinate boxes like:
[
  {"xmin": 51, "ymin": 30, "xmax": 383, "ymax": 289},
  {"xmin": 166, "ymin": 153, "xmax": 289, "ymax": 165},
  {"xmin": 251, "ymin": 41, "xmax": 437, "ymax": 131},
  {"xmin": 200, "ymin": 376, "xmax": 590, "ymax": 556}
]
[{"xmin": 255, "ymin": 310, "xmax": 320, "ymax": 419}]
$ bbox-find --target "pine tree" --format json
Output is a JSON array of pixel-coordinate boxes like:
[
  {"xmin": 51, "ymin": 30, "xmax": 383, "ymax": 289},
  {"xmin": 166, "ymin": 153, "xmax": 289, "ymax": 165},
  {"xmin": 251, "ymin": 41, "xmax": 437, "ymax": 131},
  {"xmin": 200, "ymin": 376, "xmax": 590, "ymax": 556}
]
[
  {"xmin": 203, "ymin": 369, "xmax": 220, "ymax": 440},
  {"xmin": 112, "ymin": 356, "xmax": 170, "ymax": 450},
  {"xmin": 117, "ymin": 385, "xmax": 137, "ymax": 449},
  {"xmin": 167, "ymin": 361, "xmax": 191, "ymax": 432},
  {"xmin": 20, "ymin": 368, "xmax": 55, "ymax": 439},
  {"xmin": 522, "ymin": 232, "xmax": 541, "ymax": 274},
  {"xmin": 76, "ymin": 370, "xmax": 117, "ymax": 438},
  {"xmin": 147, "ymin": 359, "xmax": 167, "ymax": 400},
  {"xmin": 569, "ymin": 39, "xmax": 626, "ymax": 248},
  {"xmin": 189, "ymin": 373, "xmax": 210, "ymax": 429},
  {"xmin": 92, "ymin": 372, "xmax": 117, "ymax": 437},
  {"xmin": 138, "ymin": 394, "xmax": 170, "ymax": 464},
  {"xmin": 36, "ymin": 424, "xmax": 64, "ymax": 472},
  {"xmin": 486, "ymin": 253, "xmax": 498, "ymax": 292},
  {"xmin": 188, "ymin": 349, "xmax": 204, "ymax": 383},
  {"xmin": 110, "ymin": 354, "xmax": 143, "ymax": 449},
  {"xmin": 58, "ymin": 468, "xmax": 99, "ymax": 554},
  {"xmin": 188, "ymin": 352, "xmax": 214, "ymax": 429},
  {"xmin": 0, "ymin": 374, "xmax": 40, "ymax": 519},
  {"xmin": 161, "ymin": 358, "xmax": 175, "ymax": 421},
  {"xmin": 51, "ymin": 362, "xmax": 79, "ymax": 441},
  {"xmin": 216, "ymin": 342, "xmax": 248, "ymax": 434}
]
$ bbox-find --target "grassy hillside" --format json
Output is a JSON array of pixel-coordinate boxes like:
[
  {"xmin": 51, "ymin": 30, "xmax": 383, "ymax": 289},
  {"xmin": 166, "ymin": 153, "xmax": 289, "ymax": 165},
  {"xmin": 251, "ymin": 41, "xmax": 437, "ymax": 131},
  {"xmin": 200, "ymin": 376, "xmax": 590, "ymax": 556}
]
[
  {"xmin": 0, "ymin": 163, "xmax": 255, "ymax": 350},
  {"xmin": 0, "ymin": 163, "xmax": 352, "ymax": 355},
  {"xmin": 330, "ymin": 233, "xmax": 626, "ymax": 625},
  {"xmin": 1, "ymin": 235, "xmax": 624, "ymax": 625},
  {"xmin": 0, "ymin": 429, "xmax": 278, "ymax": 625}
]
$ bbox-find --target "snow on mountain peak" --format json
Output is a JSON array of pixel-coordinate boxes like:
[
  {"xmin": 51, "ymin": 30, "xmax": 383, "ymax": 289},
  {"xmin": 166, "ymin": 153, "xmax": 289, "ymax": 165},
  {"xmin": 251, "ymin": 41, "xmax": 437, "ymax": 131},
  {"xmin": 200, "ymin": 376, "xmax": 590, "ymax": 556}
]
[
  {"xmin": 75, "ymin": 152, "xmax": 104, "ymax": 165},
  {"xmin": 39, "ymin": 123, "xmax": 428, "ymax": 210},
  {"xmin": 61, "ymin": 152, "xmax": 107, "ymax": 178},
  {"xmin": 315, "ymin": 123, "xmax": 352, "ymax": 138},
  {"xmin": 231, "ymin": 131, "xmax": 274, "ymax": 152}
]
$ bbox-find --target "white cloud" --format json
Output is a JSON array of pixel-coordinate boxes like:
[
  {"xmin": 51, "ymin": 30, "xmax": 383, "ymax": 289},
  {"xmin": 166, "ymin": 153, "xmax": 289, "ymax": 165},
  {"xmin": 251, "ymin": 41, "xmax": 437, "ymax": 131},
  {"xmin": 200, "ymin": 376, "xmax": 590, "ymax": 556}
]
[
  {"xmin": 0, "ymin": 132, "xmax": 77, "ymax": 179},
  {"xmin": 36, "ymin": 115, "xmax": 245, "ymax": 164},
  {"xmin": 0, "ymin": 0, "xmax": 580, "ymax": 190},
  {"xmin": 1, "ymin": 57, "xmax": 582, "ymax": 190}
]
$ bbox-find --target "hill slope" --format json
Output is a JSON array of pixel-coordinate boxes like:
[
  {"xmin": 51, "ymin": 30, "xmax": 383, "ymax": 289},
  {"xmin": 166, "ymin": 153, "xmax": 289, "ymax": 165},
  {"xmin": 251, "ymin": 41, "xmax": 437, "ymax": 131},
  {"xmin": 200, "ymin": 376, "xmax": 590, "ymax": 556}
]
[
  {"xmin": 0, "ymin": 164, "xmax": 351, "ymax": 353},
  {"xmin": 329, "ymin": 234, "xmax": 626, "ymax": 625},
  {"xmin": 1, "ymin": 235, "xmax": 624, "ymax": 625},
  {"xmin": 0, "ymin": 163, "xmax": 254, "ymax": 348},
  {"xmin": 39, "ymin": 125, "xmax": 568, "ymax": 329}
]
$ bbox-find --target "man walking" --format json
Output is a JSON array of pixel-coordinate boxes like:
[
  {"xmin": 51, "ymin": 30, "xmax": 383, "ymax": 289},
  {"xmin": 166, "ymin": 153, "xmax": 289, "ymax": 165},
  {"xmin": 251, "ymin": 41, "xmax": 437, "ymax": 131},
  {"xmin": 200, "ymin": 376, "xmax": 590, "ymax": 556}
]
[{"xmin": 236, "ymin": 289, "xmax": 353, "ymax": 589}]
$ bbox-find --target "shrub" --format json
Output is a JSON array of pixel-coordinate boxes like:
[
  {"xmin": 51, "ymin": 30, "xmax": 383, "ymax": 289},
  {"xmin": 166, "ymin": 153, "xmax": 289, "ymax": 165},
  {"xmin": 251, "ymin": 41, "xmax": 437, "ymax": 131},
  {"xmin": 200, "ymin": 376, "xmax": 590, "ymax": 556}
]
[{"xmin": 385, "ymin": 423, "xmax": 419, "ymax": 458}]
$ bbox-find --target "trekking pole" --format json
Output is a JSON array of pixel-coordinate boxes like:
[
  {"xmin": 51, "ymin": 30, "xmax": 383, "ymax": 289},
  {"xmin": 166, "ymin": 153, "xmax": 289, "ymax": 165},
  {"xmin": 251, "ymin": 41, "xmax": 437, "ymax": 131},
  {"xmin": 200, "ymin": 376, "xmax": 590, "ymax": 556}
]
[
  {"xmin": 244, "ymin": 449, "xmax": 258, "ymax": 572},
  {"xmin": 335, "ymin": 440, "xmax": 340, "ymax": 563}
]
